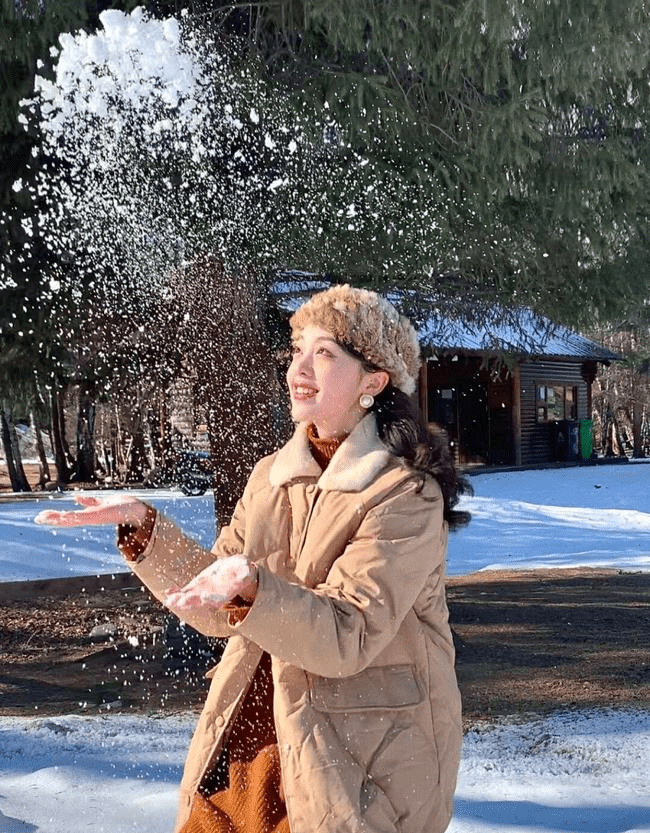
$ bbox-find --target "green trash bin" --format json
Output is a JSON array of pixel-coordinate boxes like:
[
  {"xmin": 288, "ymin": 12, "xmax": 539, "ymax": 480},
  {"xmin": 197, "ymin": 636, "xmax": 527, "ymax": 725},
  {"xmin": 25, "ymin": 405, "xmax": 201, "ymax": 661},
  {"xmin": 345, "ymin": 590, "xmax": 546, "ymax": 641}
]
[{"xmin": 579, "ymin": 419, "xmax": 593, "ymax": 460}]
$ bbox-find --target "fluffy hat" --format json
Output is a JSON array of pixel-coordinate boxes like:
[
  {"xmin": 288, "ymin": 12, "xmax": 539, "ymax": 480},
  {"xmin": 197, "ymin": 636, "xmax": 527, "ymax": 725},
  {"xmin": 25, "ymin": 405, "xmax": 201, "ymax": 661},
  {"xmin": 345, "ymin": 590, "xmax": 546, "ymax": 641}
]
[{"xmin": 290, "ymin": 285, "xmax": 421, "ymax": 395}]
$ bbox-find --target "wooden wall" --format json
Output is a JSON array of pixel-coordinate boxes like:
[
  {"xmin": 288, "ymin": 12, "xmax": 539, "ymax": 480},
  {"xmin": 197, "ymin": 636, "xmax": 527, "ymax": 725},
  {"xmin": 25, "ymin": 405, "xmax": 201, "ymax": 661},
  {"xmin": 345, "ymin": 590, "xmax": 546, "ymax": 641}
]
[
  {"xmin": 425, "ymin": 356, "xmax": 594, "ymax": 467},
  {"xmin": 518, "ymin": 360, "xmax": 590, "ymax": 466}
]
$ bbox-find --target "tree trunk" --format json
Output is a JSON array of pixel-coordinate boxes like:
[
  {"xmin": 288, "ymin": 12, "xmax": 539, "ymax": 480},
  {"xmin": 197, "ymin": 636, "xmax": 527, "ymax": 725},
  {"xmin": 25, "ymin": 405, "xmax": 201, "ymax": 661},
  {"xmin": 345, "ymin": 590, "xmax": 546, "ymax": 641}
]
[
  {"xmin": 50, "ymin": 388, "xmax": 72, "ymax": 483},
  {"xmin": 146, "ymin": 400, "xmax": 175, "ymax": 484},
  {"xmin": 631, "ymin": 402, "xmax": 645, "ymax": 458},
  {"xmin": 613, "ymin": 414, "xmax": 628, "ymax": 457},
  {"xmin": 0, "ymin": 409, "xmax": 19, "ymax": 490},
  {"xmin": 175, "ymin": 258, "xmax": 291, "ymax": 526},
  {"xmin": 126, "ymin": 410, "xmax": 149, "ymax": 483},
  {"xmin": 113, "ymin": 404, "xmax": 126, "ymax": 483},
  {"xmin": 74, "ymin": 388, "xmax": 96, "ymax": 482},
  {"xmin": 1, "ymin": 407, "xmax": 31, "ymax": 492},
  {"xmin": 31, "ymin": 411, "xmax": 51, "ymax": 486}
]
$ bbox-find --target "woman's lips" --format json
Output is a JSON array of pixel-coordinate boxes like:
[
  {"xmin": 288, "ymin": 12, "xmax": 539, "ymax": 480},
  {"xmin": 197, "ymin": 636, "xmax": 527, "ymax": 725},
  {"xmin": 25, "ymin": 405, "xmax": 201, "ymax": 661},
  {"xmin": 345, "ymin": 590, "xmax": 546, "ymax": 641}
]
[{"xmin": 292, "ymin": 384, "xmax": 318, "ymax": 400}]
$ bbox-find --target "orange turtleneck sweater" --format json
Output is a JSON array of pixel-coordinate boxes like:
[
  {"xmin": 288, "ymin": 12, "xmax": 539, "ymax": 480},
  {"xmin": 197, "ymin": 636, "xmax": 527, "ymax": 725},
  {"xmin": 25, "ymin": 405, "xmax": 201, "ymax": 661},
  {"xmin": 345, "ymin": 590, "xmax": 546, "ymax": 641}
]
[
  {"xmin": 178, "ymin": 426, "xmax": 345, "ymax": 833},
  {"xmin": 305, "ymin": 422, "xmax": 348, "ymax": 469}
]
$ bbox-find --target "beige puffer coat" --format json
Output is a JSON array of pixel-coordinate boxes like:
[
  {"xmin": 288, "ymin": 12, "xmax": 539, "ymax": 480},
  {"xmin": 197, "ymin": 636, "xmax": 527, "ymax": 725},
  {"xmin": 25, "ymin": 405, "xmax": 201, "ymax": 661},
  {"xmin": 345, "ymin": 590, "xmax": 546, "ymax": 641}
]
[{"xmin": 129, "ymin": 415, "xmax": 462, "ymax": 833}]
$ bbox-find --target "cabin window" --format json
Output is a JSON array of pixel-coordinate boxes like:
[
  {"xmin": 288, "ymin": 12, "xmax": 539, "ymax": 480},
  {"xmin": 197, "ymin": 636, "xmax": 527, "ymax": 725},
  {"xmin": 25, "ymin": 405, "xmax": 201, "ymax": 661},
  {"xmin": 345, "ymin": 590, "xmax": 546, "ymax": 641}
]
[{"xmin": 536, "ymin": 384, "xmax": 577, "ymax": 422}]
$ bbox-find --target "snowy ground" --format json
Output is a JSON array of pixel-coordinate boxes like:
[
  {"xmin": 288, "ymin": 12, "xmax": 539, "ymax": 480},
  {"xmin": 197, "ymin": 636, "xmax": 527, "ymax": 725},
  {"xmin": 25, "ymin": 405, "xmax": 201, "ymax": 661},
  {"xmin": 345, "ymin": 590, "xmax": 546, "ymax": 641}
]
[
  {"xmin": 3, "ymin": 461, "xmax": 649, "ymax": 583},
  {"xmin": 0, "ymin": 488, "xmax": 216, "ymax": 583},
  {"xmin": 1, "ymin": 707, "xmax": 649, "ymax": 833},
  {"xmin": 1, "ymin": 462, "xmax": 649, "ymax": 833}
]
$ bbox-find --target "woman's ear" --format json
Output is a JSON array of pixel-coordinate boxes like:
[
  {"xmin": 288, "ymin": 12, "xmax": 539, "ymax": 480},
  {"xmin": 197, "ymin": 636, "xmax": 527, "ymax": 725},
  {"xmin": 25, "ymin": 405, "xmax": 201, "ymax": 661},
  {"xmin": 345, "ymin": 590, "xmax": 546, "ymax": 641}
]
[{"xmin": 364, "ymin": 370, "xmax": 390, "ymax": 396}]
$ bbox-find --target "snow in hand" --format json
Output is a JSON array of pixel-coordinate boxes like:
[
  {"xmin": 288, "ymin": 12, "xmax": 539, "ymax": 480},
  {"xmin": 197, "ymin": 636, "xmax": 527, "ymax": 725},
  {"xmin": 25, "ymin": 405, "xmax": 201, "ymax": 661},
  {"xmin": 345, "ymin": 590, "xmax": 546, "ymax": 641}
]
[
  {"xmin": 1, "ymin": 463, "xmax": 649, "ymax": 831},
  {"xmin": 164, "ymin": 553, "xmax": 252, "ymax": 608}
]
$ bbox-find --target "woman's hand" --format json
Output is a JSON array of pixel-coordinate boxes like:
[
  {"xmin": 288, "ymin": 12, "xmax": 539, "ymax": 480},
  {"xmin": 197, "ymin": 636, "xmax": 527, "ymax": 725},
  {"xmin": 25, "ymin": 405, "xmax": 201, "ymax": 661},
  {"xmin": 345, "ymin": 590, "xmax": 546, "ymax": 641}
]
[
  {"xmin": 34, "ymin": 495, "xmax": 147, "ymax": 528},
  {"xmin": 164, "ymin": 554, "xmax": 258, "ymax": 611}
]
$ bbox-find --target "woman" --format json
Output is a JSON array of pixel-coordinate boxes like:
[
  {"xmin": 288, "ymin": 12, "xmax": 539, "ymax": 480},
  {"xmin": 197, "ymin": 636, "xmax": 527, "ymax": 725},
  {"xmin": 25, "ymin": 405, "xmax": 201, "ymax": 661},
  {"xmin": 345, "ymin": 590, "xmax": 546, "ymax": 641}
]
[{"xmin": 36, "ymin": 284, "xmax": 469, "ymax": 833}]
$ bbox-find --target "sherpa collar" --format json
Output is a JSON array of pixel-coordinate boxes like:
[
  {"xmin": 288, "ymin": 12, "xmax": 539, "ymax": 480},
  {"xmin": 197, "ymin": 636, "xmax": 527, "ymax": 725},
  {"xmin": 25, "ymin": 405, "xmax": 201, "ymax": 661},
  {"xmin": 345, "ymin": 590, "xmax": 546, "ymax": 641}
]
[{"xmin": 269, "ymin": 414, "xmax": 392, "ymax": 492}]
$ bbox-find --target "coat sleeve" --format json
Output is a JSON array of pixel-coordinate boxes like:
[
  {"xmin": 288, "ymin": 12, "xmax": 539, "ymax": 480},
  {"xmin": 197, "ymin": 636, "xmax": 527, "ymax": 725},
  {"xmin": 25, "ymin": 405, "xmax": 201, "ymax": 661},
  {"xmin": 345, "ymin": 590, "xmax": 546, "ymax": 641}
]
[
  {"xmin": 233, "ymin": 478, "xmax": 447, "ymax": 677},
  {"xmin": 125, "ymin": 467, "xmax": 258, "ymax": 637}
]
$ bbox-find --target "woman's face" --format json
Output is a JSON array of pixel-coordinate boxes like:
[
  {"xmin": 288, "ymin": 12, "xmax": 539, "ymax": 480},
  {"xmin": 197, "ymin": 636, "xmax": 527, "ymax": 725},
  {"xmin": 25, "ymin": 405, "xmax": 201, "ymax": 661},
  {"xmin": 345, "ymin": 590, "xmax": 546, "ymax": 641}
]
[{"xmin": 287, "ymin": 325, "xmax": 389, "ymax": 438}]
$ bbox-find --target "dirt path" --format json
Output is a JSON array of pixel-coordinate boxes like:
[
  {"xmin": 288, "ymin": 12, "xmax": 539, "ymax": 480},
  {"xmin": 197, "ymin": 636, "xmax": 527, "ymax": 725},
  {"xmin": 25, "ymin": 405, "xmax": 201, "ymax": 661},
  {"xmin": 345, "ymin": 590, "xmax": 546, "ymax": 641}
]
[
  {"xmin": 448, "ymin": 567, "xmax": 650, "ymax": 722},
  {"xmin": 1, "ymin": 567, "xmax": 649, "ymax": 725}
]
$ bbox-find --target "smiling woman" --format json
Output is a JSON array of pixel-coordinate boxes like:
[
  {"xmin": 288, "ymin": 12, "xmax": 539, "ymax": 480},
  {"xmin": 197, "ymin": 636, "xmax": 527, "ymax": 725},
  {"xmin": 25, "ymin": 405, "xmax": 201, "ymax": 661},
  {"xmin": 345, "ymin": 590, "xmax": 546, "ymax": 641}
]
[
  {"xmin": 35, "ymin": 284, "xmax": 470, "ymax": 833},
  {"xmin": 286, "ymin": 326, "xmax": 389, "ymax": 438}
]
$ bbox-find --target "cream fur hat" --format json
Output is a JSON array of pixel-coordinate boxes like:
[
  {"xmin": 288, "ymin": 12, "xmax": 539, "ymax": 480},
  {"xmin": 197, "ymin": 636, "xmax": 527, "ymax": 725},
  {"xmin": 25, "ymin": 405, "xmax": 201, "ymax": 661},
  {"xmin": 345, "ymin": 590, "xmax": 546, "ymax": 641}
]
[{"xmin": 290, "ymin": 285, "xmax": 421, "ymax": 395}]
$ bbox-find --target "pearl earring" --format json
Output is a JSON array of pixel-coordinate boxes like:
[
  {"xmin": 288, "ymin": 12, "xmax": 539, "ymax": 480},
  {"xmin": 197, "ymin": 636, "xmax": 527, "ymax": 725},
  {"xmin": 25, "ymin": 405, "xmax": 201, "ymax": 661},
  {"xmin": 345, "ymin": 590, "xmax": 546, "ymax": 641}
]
[{"xmin": 359, "ymin": 393, "xmax": 374, "ymax": 409}]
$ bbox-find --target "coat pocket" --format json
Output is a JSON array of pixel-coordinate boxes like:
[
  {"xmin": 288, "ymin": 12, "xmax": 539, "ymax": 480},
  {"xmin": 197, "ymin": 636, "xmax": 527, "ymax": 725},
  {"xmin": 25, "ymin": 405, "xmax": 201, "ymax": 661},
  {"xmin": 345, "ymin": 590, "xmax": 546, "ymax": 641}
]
[
  {"xmin": 308, "ymin": 664, "xmax": 440, "ymax": 829},
  {"xmin": 308, "ymin": 664, "xmax": 423, "ymax": 712}
]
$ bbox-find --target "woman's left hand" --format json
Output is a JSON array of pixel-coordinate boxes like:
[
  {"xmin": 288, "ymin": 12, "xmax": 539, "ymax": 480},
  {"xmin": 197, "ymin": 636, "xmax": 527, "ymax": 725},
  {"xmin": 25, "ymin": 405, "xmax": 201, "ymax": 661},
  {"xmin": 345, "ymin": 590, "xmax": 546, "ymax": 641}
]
[{"xmin": 164, "ymin": 554, "xmax": 258, "ymax": 611}]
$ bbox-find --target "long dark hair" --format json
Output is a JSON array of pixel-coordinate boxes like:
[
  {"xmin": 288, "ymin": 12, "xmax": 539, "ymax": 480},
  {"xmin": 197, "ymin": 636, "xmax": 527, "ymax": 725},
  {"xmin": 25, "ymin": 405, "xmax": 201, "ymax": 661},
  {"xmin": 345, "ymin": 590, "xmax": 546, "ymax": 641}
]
[
  {"xmin": 373, "ymin": 385, "xmax": 472, "ymax": 530},
  {"xmin": 344, "ymin": 344, "xmax": 472, "ymax": 530}
]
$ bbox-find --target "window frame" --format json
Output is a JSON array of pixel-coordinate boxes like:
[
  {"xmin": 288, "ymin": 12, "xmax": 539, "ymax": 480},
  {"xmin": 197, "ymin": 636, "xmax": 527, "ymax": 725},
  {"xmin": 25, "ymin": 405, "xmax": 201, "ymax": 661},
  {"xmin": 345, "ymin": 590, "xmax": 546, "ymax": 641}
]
[{"xmin": 535, "ymin": 383, "xmax": 578, "ymax": 423}]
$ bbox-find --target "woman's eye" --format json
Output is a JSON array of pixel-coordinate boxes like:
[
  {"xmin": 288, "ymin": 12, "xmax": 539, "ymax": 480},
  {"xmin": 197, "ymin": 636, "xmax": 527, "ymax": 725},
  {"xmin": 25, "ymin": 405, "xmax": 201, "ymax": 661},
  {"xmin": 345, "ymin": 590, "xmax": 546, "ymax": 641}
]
[{"xmin": 316, "ymin": 347, "xmax": 334, "ymax": 357}]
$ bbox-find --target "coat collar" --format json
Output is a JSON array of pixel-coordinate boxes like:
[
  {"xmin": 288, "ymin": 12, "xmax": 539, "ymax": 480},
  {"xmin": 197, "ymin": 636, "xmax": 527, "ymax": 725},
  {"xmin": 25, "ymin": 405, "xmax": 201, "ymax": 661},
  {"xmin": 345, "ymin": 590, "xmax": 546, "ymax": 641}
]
[{"xmin": 269, "ymin": 414, "xmax": 392, "ymax": 492}]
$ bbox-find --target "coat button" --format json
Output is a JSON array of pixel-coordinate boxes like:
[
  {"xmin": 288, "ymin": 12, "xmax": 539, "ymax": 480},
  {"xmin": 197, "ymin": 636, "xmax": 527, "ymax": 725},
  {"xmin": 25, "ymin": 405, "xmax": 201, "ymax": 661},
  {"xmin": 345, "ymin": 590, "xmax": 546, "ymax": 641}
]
[{"xmin": 215, "ymin": 715, "xmax": 225, "ymax": 728}]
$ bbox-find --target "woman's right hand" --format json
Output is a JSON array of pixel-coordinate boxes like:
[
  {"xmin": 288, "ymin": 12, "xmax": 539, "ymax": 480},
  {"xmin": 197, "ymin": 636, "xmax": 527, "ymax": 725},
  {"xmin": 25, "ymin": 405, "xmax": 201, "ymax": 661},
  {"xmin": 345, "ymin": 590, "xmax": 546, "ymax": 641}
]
[{"xmin": 34, "ymin": 495, "xmax": 148, "ymax": 528}]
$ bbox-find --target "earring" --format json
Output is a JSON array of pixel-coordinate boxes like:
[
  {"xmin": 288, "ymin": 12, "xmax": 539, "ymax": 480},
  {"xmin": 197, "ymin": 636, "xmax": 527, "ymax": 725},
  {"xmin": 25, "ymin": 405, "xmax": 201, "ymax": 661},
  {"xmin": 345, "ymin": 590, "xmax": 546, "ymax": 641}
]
[{"xmin": 359, "ymin": 393, "xmax": 374, "ymax": 409}]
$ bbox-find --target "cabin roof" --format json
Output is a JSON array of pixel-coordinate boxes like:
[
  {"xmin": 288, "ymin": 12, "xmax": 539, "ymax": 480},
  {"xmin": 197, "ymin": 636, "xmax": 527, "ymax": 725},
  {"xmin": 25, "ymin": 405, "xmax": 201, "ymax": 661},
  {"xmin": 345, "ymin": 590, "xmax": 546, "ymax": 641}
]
[
  {"xmin": 416, "ymin": 308, "xmax": 619, "ymax": 362},
  {"xmin": 273, "ymin": 280, "xmax": 619, "ymax": 363}
]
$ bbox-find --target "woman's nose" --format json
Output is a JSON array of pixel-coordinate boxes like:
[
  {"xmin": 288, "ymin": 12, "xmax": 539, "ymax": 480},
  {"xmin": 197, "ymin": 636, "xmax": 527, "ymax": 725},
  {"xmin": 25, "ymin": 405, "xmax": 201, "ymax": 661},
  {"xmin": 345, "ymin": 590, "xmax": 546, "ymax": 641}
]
[{"xmin": 292, "ymin": 352, "xmax": 313, "ymax": 376}]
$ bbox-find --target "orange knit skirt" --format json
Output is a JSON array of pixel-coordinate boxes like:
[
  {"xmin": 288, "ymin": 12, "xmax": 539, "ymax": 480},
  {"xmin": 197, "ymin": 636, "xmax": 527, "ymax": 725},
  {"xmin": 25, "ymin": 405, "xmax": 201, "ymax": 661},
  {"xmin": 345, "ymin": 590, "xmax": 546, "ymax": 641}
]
[{"xmin": 178, "ymin": 653, "xmax": 290, "ymax": 833}]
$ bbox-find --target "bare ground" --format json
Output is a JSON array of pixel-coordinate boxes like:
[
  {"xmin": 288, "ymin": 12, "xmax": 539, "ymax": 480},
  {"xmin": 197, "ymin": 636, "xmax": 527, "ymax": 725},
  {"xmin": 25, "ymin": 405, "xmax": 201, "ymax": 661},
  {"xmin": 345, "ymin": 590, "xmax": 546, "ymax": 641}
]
[
  {"xmin": 1, "ymin": 568, "xmax": 649, "ymax": 727},
  {"xmin": 0, "ymin": 462, "xmax": 50, "ymax": 493}
]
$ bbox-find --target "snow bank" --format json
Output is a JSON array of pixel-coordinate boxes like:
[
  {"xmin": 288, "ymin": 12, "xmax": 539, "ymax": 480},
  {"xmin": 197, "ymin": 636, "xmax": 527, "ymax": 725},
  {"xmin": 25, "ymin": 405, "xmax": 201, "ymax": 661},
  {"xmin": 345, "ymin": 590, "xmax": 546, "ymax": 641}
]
[
  {"xmin": 2, "ymin": 464, "xmax": 648, "ymax": 583},
  {"xmin": 1, "ymin": 709, "xmax": 650, "ymax": 833}
]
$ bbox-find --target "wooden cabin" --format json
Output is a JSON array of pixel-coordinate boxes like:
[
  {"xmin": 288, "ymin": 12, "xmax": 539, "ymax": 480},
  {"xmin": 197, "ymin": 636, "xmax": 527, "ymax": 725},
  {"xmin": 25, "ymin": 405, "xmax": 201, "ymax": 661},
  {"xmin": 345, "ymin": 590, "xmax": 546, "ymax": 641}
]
[{"xmin": 416, "ymin": 309, "xmax": 619, "ymax": 467}]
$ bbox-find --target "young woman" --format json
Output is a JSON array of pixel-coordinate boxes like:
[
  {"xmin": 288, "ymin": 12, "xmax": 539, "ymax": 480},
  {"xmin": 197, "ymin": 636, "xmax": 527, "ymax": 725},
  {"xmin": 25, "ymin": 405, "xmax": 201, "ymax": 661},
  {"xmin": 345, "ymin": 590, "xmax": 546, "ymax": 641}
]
[{"xmin": 36, "ymin": 284, "xmax": 469, "ymax": 833}]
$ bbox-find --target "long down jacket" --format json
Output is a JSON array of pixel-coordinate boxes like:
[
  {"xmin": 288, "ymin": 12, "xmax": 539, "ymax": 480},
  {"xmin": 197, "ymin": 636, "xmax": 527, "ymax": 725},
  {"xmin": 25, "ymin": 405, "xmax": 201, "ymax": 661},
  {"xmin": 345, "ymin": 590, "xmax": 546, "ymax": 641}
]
[{"xmin": 129, "ymin": 415, "xmax": 462, "ymax": 833}]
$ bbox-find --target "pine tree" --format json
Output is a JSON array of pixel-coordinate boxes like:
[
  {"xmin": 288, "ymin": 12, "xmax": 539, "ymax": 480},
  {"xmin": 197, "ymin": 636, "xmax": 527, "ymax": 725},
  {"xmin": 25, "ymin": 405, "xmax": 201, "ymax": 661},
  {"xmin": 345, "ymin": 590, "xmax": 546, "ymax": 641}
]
[{"xmin": 196, "ymin": 0, "xmax": 650, "ymax": 326}]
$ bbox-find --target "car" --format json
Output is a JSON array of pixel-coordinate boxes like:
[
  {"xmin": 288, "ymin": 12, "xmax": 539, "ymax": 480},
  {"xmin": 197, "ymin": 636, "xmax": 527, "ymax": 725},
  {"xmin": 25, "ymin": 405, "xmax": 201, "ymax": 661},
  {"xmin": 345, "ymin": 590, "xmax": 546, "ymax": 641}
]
[{"xmin": 175, "ymin": 449, "xmax": 214, "ymax": 496}]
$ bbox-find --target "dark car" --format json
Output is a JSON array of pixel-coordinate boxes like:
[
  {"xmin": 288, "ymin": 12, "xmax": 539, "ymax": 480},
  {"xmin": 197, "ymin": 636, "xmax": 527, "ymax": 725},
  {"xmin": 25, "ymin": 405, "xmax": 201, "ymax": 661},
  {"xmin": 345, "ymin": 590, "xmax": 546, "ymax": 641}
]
[{"xmin": 175, "ymin": 450, "xmax": 214, "ymax": 496}]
